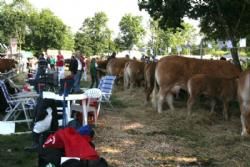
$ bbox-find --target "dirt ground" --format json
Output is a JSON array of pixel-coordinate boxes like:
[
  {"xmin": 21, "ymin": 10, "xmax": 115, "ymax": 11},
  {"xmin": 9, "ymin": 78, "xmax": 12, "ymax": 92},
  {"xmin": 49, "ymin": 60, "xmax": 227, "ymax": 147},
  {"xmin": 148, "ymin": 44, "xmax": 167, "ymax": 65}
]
[{"xmin": 93, "ymin": 86, "xmax": 250, "ymax": 167}]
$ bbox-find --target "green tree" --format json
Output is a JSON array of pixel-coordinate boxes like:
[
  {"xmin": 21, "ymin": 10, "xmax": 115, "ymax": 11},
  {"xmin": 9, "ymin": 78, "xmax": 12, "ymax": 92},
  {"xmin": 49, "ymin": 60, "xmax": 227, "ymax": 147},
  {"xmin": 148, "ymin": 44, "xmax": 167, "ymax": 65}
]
[
  {"xmin": 148, "ymin": 20, "xmax": 197, "ymax": 55},
  {"xmin": 118, "ymin": 14, "xmax": 145, "ymax": 50},
  {"xmin": 113, "ymin": 35, "xmax": 125, "ymax": 51},
  {"xmin": 148, "ymin": 20, "xmax": 170, "ymax": 55},
  {"xmin": 26, "ymin": 9, "xmax": 66, "ymax": 51},
  {"xmin": 62, "ymin": 27, "xmax": 74, "ymax": 50},
  {"xmin": 75, "ymin": 30, "xmax": 93, "ymax": 56},
  {"xmin": 138, "ymin": 0, "xmax": 249, "ymax": 70},
  {"xmin": 0, "ymin": 0, "xmax": 32, "ymax": 50},
  {"xmin": 75, "ymin": 12, "xmax": 111, "ymax": 56},
  {"xmin": 168, "ymin": 22, "xmax": 197, "ymax": 54}
]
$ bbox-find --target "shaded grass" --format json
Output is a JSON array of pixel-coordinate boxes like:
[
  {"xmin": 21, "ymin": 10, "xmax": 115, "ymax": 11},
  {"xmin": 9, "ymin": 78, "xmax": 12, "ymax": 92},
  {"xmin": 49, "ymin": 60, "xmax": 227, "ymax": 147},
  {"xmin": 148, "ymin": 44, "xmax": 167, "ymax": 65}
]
[
  {"xmin": 110, "ymin": 95, "xmax": 128, "ymax": 108},
  {"xmin": 0, "ymin": 134, "xmax": 36, "ymax": 167}
]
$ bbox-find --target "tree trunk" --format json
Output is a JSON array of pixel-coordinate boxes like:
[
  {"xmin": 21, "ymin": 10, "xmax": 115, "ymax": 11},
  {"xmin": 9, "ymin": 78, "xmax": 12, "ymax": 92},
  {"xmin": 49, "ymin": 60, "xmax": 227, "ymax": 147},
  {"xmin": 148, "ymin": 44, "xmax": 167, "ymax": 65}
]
[
  {"xmin": 215, "ymin": 1, "xmax": 242, "ymax": 71},
  {"xmin": 231, "ymin": 39, "xmax": 242, "ymax": 71}
]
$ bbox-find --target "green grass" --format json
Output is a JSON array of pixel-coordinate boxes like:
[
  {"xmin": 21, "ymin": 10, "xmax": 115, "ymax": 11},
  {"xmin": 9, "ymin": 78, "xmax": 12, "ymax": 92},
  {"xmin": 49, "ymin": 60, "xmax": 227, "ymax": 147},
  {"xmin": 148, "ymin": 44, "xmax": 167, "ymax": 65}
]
[
  {"xmin": 0, "ymin": 134, "xmax": 37, "ymax": 167},
  {"xmin": 109, "ymin": 95, "xmax": 128, "ymax": 108}
]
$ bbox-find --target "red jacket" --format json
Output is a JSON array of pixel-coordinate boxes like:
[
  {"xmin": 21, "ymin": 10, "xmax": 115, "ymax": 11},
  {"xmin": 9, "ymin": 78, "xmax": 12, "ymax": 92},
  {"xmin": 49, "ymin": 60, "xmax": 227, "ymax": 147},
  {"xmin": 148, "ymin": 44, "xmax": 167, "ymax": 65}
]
[
  {"xmin": 43, "ymin": 127, "xmax": 99, "ymax": 160},
  {"xmin": 56, "ymin": 54, "xmax": 64, "ymax": 67}
]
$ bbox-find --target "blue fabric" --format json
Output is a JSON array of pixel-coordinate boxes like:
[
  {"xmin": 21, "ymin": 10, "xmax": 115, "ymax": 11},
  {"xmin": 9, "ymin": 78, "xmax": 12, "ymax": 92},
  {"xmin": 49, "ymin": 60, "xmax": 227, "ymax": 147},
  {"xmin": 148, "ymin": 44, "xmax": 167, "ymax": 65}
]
[
  {"xmin": 73, "ymin": 70, "xmax": 82, "ymax": 92},
  {"xmin": 98, "ymin": 75, "xmax": 116, "ymax": 94},
  {"xmin": 59, "ymin": 78, "xmax": 74, "ymax": 96},
  {"xmin": 58, "ymin": 78, "xmax": 74, "ymax": 127},
  {"xmin": 77, "ymin": 125, "xmax": 93, "ymax": 136},
  {"xmin": 98, "ymin": 75, "xmax": 116, "ymax": 101}
]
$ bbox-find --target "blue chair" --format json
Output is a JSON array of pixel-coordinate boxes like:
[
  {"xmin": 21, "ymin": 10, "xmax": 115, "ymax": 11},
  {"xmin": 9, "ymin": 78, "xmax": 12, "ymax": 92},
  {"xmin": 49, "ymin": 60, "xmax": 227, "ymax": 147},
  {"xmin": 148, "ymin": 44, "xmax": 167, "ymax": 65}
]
[{"xmin": 98, "ymin": 75, "xmax": 116, "ymax": 110}]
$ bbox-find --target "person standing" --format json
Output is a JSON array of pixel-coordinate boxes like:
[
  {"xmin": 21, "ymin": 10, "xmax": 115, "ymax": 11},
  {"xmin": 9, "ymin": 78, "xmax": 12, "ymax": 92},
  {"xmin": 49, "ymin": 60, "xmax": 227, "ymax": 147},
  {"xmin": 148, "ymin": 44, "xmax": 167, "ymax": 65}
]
[
  {"xmin": 35, "ymin": 53, "xmax": 48, "ymax": 93},
  {"xmin": 50, "ymin": 56, "xmax": 56, "ymax": 70},
  {"xmin": 107, "ymin": 51, "xmax": 116, "ymax": 61},
  {"xmin": 89, "ymin": 58, "xmax": 99, "ymax": 88},
  {"xmin": 27, "ymin": 58, "xmax": 32, "ymax": 73},
  {"xmin": 80, "ymin": 54, "xmax": 87, "ymax": 81},
  {"xmin": 35, "ymin": 53, "xmax": 47, "ymax": 80},
  {"xmin": 56, "ymin": 50, "xmax": 65, "ymax": 84},
  {"xmin": 69, "ymin": 55, "xmax": 77, "ymax": 75},
  {"xmin": 45, "ymin": 51, "xmax": 51, "ymax": 69},
  {"xmin": 73, "ymin": 52, "xmax": 83, "ymax": 93}
]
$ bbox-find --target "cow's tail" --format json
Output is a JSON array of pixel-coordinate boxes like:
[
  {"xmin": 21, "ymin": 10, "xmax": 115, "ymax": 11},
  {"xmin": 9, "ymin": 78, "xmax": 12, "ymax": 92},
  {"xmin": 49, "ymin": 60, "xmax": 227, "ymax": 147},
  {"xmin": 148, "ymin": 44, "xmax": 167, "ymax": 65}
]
[{"xmin": 152, "ymin": 71, "xmax": 159, "ymax": 111}]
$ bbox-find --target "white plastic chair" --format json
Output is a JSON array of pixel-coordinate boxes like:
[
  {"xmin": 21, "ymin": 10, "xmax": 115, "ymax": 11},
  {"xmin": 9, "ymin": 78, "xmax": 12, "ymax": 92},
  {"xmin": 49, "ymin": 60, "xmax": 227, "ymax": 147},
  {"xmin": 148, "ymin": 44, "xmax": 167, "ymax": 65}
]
[{"xmin": 71, "ymin": 88, "xmax": 102, "ymax": 125}]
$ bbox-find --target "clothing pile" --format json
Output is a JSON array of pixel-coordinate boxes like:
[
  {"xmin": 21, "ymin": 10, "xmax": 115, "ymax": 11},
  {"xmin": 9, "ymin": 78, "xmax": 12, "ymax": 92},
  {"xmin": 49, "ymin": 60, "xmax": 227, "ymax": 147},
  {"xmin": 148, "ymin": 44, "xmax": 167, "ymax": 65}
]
[
  {"xmin": 25, "ymin": 97, "xmax": 108, "ymax": 167},
  {"xmin": 39, "ymin": 125, "xmax": 108, "ymax": 167}
]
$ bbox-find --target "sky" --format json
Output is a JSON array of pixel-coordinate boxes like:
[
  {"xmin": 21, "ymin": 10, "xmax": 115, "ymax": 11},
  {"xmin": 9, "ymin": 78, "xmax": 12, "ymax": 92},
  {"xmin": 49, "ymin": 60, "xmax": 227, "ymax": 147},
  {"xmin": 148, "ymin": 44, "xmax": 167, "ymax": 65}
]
[{"xmin": 28, "ymin": 0, "xmax": 151, "ymax": 36}]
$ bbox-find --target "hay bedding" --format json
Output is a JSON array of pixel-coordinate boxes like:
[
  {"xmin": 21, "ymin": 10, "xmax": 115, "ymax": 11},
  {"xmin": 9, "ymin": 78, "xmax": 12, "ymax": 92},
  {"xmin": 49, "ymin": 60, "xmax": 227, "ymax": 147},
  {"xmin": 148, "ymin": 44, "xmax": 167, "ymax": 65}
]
[{"xmin": 92, "ymin": 87, "xmax": 250, "ymax": 167}]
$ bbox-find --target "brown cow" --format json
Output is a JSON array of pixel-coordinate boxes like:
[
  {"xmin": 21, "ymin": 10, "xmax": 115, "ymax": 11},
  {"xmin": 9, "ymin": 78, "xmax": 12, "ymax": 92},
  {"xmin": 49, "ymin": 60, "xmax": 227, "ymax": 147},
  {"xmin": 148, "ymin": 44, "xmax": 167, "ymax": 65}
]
[
  {"xmin": 153, "ymin": 56, "xmax": 241, "ymax": 113},
  {"xmin": 124, "ymin": 60, "xmax": 145, "ymax": 89},
  {"xmin": 106, "ymin": 58, "xmax": 130, "ymax": 84},
  {"xmin": 187, "ymin": 74, "xmax": 238, "ymax": 120},
  {"xmin": 97, "ymin": 60, "xmax": 108, "ymax": 78},
  {"xmin": 237, "ymin": 69, "xmax": 250, "ymax": 136},
  {"xmin": 144, "ymin": 62, "xmax": 156, "ymax": 104},
  {"xmin": 0, "ymin": 58, "xmax": 17, "ymax": 73}
]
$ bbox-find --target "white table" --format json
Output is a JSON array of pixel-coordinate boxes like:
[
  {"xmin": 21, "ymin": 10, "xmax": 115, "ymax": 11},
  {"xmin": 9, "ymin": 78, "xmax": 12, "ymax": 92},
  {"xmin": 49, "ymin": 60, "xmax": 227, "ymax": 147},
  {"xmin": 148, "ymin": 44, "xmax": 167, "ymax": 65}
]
[{"xmin": 42, "ymin": 91, "xmax": 88, "ymax": 126}]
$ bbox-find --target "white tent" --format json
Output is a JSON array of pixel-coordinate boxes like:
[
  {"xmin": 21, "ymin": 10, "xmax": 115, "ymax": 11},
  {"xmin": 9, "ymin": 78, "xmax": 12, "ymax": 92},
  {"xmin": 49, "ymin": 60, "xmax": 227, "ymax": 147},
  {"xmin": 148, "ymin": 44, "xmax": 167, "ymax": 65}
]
[{"xmin": 116, "ymin": 50, "xmax": 143, "ymax": 60}]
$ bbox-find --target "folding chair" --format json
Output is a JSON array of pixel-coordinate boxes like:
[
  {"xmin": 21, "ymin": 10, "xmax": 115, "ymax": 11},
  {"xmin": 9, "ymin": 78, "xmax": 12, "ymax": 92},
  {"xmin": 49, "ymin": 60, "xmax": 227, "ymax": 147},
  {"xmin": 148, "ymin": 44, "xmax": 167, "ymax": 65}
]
[
  {"xmin": 98, "ymin": 75, "xmax": 116, "ymax": 110},
  {"xmin": 0, "ymin": 80, "xmax": 37, "ymax": 128}
]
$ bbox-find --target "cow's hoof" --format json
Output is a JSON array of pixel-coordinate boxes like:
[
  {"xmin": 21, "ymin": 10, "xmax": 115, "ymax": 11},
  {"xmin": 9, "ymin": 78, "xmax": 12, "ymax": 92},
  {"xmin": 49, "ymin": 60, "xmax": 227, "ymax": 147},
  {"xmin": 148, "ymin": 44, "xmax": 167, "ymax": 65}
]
[
  {"xmin": 157, "ymin": 110, "xmax": 162, "ymax": 114},
  {"xmin": 241, "ymin": 130, "xmax": 250, "ymax": 137}
]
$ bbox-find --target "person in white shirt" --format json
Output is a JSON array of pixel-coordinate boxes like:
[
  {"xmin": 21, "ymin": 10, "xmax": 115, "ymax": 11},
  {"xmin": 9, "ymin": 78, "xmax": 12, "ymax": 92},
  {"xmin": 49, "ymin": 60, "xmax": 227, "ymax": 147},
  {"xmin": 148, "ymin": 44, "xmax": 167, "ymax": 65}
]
[{"xmin": 73, "ymin": 53, "xmax": 83, "ymax": 93}]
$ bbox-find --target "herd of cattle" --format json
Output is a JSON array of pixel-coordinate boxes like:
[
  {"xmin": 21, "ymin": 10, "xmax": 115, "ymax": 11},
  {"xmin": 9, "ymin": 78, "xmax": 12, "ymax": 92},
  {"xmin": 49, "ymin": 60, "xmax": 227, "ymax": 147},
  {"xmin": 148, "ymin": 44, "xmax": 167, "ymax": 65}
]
[{"xmin": 97, "ymin": 56, "xmax": 250, "ymax": 136}]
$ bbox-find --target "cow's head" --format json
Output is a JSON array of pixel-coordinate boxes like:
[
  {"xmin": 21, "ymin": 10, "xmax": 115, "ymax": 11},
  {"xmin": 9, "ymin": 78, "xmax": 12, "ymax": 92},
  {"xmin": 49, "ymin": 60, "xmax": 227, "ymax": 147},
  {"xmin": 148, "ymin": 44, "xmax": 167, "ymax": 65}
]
[{"xmin": 241, "ymin": 109, "xmax": 250, "ymax": 136}]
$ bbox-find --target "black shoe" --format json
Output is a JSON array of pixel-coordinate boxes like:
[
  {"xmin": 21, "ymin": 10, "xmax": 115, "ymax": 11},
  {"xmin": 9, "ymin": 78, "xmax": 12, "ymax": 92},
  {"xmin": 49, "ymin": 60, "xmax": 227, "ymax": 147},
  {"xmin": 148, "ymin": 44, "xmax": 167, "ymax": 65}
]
[{"xmin": 24, "ymin": 143, "xmax": 39, "ymax": 152}]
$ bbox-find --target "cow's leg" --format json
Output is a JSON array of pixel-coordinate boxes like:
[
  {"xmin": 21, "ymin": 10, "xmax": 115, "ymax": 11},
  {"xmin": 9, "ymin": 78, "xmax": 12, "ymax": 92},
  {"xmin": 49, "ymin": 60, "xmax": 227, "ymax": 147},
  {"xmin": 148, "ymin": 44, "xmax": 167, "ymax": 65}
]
[
  {"xmin": 152, "ymin": 86, "xmax": 158, "ymax": 111},
  {"xmin": 166, "ymin": 93, "xmax": 175, "ymax": 111},
  {"xmin": 123, "ymin": 73, "xmax": 128, "ymax": 90},
  {"xmin": 157, "ymin": 88, "xmax": 165, "ymax": 113},
  {"xmin": 127, "ymin": 76, "xmax": 130, "ymax": 90},
  {"xmin": 187, "ymin": 81, "xmax": 194, "ymax": 115},
  {"xmin": 152, "ymin": 79, "xmax": 160, "ymax": 111},
  {"xmin": 187, "ymin": 95, "xmax": 195, "ymax": 115},
  {"xmin": 145, "ymin": 83, "xmax": 154, "ymax": 106},
  {"xmin": 158, "ymin": 95, "xmax": 164, "ymax": 113},
  {"xmin": 223, "ymin": 101, "xmax": 229, "ymax": 120},
  {"xmin": 144, "ymin": 89, "xmax": 150, "ymax": 105},
  {"xmin": 210, "ymin": 99, "xmax": 216, "ymax": 113},
  {"xmin": 239, "ymin": 102, "xmax": 248, "ymax": 136},
  {"xmin": 130, "ymin": 80, "xmax": 135, "ymax": 90},
  {"xmin": 241, "ymin": 113, "xmax": 248, "ymax": 136}
]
